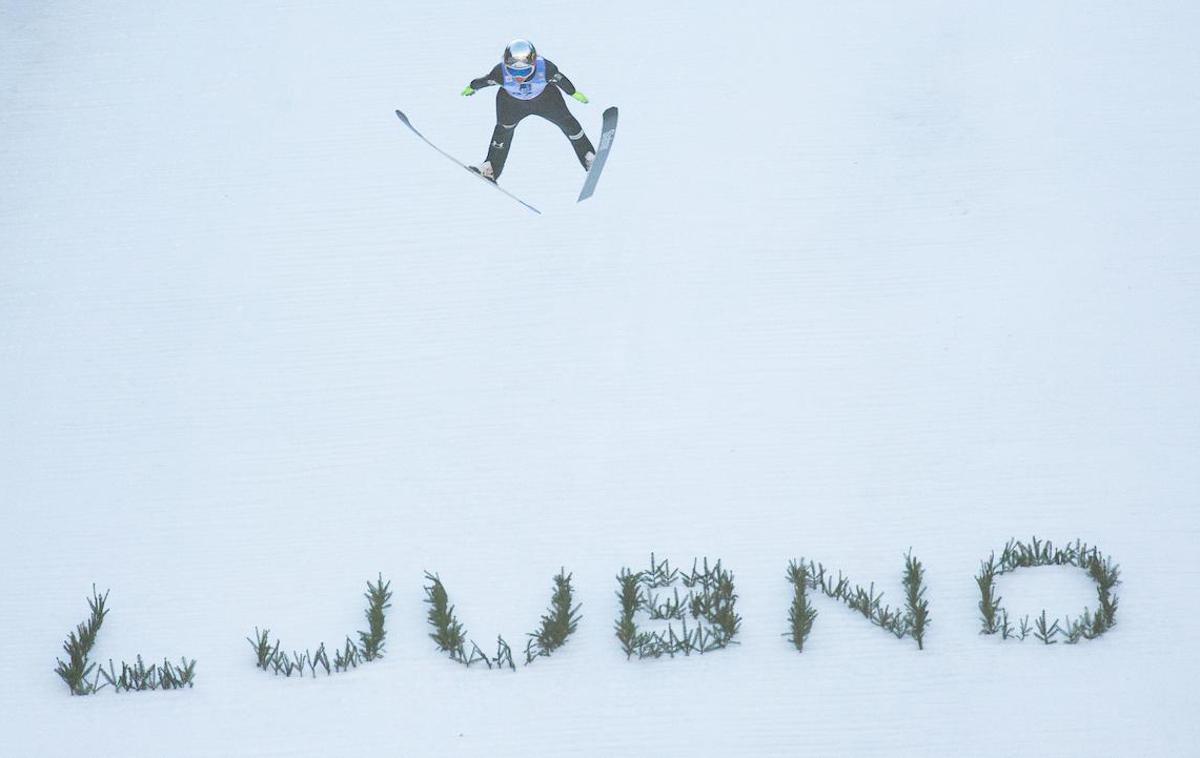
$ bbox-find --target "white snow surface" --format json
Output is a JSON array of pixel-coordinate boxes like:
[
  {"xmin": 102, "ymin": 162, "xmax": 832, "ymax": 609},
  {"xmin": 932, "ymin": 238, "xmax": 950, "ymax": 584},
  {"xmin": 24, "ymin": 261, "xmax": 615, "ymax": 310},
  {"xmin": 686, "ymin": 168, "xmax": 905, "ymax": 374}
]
[{"xmin": 3, "ymin": 1, "xmax": 1199, "ymax": 756}]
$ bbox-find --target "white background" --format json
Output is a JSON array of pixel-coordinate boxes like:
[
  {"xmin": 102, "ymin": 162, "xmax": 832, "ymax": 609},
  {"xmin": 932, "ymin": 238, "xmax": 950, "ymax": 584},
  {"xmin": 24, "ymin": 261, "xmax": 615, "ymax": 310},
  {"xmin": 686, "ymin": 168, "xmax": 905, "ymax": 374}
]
[{"xmin": 2, "ymin": 1, "xmax": 1198, "ymax": 755}]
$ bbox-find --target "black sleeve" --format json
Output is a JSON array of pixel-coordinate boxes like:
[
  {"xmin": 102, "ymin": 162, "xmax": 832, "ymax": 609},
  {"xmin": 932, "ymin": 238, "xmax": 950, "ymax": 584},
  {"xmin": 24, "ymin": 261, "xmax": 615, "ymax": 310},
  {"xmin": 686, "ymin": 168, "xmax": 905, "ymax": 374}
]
[
  {"xmin": 468, "ymin": 64, "xmax": 503, "ymax": 91},
  {"xmin": 543, "ymin": 60, "xmax": 577, "ymax": 95}
]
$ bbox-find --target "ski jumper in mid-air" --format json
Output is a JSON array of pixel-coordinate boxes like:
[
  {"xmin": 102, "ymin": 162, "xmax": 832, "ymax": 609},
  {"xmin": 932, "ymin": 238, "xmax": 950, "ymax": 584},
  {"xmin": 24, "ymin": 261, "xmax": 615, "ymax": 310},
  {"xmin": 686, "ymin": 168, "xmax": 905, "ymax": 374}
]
[{"xmin": 460, "ymin": 39, "xmax": 595, "ymax": 182}]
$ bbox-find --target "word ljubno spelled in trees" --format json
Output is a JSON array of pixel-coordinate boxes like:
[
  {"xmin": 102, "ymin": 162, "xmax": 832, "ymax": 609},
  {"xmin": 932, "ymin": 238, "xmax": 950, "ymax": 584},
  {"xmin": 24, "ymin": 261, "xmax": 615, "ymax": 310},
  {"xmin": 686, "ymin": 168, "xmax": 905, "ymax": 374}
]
[{"xmin": 55, "ymin": 537, "xmax": 1121, "ymax": 694}]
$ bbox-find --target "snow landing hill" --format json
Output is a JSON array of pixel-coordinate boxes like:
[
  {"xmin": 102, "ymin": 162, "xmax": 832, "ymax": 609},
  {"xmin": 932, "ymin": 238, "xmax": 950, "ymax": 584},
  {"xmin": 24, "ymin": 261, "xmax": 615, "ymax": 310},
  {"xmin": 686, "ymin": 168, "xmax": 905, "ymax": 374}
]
[{"xmin": 2, "ymin": 2, "xmax": 1199, "ymax": 756}]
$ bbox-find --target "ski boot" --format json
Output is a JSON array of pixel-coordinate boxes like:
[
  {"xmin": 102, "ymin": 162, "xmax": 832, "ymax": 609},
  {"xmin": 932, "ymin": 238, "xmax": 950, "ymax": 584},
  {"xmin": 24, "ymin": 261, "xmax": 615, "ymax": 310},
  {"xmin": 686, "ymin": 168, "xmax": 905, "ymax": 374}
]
[{"xmin": 469, "ymin": 161, "xmax": 496, "ymax": 183}]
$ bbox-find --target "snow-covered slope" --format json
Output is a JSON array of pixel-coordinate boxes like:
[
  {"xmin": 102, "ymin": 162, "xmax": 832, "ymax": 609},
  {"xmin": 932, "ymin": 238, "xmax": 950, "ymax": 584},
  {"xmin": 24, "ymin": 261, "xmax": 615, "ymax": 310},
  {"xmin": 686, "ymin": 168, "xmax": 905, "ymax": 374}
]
[{"xmin": 3, "ymin": 2, "xmax": 1198, "ymax": 755}]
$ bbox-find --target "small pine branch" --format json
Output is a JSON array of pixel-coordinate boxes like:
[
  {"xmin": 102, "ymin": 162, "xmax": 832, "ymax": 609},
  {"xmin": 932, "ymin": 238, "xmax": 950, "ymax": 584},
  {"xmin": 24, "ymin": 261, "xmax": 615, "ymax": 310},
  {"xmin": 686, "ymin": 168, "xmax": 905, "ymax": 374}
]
[
  {"xmin": 54, "ymin": 586, "xmax": 110, "ymax": 696},
  {"xmin": 465, "ymin": 640, "xmax": 491, "ymax": 668},
  {"xmin": 79, "ymin": 586, "xmax": 109, "ymax": 654},
  {"xmin": 976, "ymin": 557, "xmax": 1000, "ymax": 635},
  {"xmin": 1034, "ymin": 609, "xmax": 1060, "ymax": 645},
  {"xmin": 358, "ymin": 574, "xmax": 392, "ymax": 662},
  {"xmin": 706, "ymin": 563, "xmax": 741, "ymax": 645},
  {"xmin": 641, "ymin": 553, "xmax": 679, "ymax": 588},
  {"xmin": 903, "ymin": 549, "xmax": 930, "ymax": 650},
  {"xmin": 246, "ymin": 627, "xmax": 279, "ymax": 670},
  {"xmin": 424, "ymin": 572, "xmax": 468, "ymax": 662},
  {"xmin": 614, "ymin": 569, "xmax": 641, "ymax": 659},
  {"xmin": 334, "ymin": 636, "xmax": 360, "ymax": 672},
  {"xmin": 999, "ymin": 610, "xmax": 1013, "ymax": 640},
  {"xmin": 785, "ymin": 560, "xmax": 818, "ymax": 652},
  {"xmin": 526, "ymin": 569, "xmax": 582, "ymax": 663},
  {"xmin": 493, "ymin": 636, "xmax": 515, "ymax": 671}
]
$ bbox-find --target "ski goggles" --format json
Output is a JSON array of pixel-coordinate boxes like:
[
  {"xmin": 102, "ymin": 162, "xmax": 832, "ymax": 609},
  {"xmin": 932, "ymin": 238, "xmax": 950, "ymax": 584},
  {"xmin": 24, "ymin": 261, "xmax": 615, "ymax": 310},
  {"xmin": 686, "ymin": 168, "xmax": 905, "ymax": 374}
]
[{"xmin": 505, "ymin": 63, "xmax": 535, "ymax": 82}]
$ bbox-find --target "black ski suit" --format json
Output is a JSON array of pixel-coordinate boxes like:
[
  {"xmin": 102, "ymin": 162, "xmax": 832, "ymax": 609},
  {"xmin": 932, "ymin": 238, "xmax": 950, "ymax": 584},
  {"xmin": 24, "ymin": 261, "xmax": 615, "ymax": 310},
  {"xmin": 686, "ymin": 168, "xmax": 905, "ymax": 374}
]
[{"xmin": 467, "ymin": 60, "xmax": 595, "ymax": 179}]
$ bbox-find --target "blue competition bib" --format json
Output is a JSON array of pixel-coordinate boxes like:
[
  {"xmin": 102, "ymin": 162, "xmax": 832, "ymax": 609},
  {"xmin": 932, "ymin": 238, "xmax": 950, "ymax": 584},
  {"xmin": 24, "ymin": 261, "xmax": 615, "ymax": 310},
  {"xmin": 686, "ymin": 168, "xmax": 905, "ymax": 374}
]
[{"xmin": 501, "ymin": 58, "xmax": 548, "ymax": 101}]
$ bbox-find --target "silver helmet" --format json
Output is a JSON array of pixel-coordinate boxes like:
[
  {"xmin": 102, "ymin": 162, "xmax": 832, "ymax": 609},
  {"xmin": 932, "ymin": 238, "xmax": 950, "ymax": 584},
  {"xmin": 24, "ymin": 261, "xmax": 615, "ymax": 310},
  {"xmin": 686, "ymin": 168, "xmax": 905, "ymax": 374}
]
[{"xmin": 503, "ymin": 39, "xmax": 537, "ymax": 68}]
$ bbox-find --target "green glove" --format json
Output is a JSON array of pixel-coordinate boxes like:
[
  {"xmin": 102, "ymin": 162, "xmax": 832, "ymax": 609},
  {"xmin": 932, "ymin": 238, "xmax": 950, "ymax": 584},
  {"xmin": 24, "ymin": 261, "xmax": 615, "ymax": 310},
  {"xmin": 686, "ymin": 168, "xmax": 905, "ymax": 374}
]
[
  {"xmin": 572, "ymin": 91, "xmax": 589, "ymax": 104},
  {"xmin": 461, "ymin": 86, "xmax": 475, "ymax": 96}
]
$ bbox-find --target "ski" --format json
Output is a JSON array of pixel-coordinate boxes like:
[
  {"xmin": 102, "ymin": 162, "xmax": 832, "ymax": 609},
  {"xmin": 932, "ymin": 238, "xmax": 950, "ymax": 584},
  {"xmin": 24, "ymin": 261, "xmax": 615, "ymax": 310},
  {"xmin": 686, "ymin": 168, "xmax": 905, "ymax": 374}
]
[
  {"xmin": 394, "ymin": 109, "xmax": 541, "ymax": 215},
  {"xmin": 578, "ymin": 106, "xmax": 618, "ymax": 202}
]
